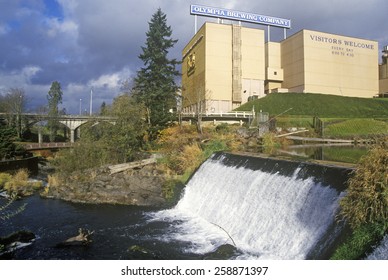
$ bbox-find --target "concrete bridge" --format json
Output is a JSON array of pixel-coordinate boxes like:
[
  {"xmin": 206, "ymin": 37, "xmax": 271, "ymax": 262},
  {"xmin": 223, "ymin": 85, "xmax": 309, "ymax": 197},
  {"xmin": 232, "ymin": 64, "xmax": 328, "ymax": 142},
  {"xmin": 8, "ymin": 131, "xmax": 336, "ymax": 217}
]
[
  {"xmin": 1, "ymin": 111, "xmax": 256, "ymax": 144},
  {"xmin": 0, "ymin": 113, "xmax": 116, "ymax": 143}
]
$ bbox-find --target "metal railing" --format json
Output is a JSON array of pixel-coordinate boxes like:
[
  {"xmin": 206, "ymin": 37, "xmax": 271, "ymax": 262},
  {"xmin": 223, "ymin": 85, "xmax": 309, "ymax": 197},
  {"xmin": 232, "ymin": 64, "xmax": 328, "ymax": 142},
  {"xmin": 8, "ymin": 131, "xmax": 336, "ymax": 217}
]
[{"xmin": 181, "ymin": 111, "xmax": 254, "ymax": 118}]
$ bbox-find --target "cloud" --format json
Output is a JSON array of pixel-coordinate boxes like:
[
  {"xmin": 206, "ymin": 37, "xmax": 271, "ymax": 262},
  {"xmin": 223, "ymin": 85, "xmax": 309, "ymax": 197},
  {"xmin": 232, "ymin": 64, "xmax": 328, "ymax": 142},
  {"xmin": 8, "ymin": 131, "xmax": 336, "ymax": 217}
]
[
  {"xmin": 0, "ymin": 0, "xmax": 387, "ymax": 114},
  {"xmin": 45, "ymin": 18, "xmax": 78, "ymax": 38},
  {"xmin": 0, "ymin": 66, "xmax": 42, "ymax": 90}
]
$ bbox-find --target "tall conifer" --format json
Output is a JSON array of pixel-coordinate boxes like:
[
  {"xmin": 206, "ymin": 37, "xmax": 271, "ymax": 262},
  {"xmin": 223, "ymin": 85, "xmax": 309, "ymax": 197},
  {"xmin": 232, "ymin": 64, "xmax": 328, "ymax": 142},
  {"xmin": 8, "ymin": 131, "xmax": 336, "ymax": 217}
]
[
  {"xmin": 135, "ymin": 8, "xmax": 179, "ymax": 140},
  {"xmin": 47, "ymin": 81, "xmax": 63, "ymax": 142}
]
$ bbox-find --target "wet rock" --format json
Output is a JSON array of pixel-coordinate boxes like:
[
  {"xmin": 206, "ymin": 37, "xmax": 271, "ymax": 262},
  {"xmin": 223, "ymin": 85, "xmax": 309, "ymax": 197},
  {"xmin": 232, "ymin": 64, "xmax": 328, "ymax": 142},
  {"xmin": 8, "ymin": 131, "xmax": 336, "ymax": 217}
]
[
  {"xmin": 203, "ymin": 244, "xmax": 241, "ymax": 260},
  {"xmin": 0, "ymin": 230, "xmax": 36, "ymax": 256},
  {"xmin": 42, "ymin": 161, "xmax": 168, "ymax": 207},
  {"xmin": 127, "ymin": 245, "xmax": 162, "ymax": 260}
]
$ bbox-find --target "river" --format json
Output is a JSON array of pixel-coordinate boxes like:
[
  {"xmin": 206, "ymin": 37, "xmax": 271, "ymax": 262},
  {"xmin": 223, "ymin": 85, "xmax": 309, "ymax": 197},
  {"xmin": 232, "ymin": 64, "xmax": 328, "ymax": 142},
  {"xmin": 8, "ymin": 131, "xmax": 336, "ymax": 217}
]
[
  {"xmin": 1, "ymin": 193, "xmax": 207, "ymax": 260},
  {"xmin": 0, "ymin": 152, "xmax": 386, "ymax": 260}
]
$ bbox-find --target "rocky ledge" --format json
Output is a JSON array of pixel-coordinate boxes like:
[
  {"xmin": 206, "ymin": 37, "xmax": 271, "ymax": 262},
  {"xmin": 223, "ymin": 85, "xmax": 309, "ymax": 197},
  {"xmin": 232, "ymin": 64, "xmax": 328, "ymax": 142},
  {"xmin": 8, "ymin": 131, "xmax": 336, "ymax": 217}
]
[{"xmin": 42, "ymin": 160, "xmax": 168, "ymax": 207}]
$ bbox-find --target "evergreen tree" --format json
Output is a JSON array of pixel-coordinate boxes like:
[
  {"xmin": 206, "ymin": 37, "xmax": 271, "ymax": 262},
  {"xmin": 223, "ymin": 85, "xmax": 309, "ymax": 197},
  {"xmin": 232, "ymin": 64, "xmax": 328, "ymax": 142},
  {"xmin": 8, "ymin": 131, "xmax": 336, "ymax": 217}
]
[
  {"xmin": 0, "ymin": 124, "xmax": 17, "ymax": 159},
  {"xmin": 47, "ymin": 81, "xmax": 63, "ymax": 142},
  {"xmin": 100, "ymin": 101, "xmax": 107, "ymax": 116},
  {"xmin": 135, "ymin": 8, "xmax": 180, "ymax": 140}
]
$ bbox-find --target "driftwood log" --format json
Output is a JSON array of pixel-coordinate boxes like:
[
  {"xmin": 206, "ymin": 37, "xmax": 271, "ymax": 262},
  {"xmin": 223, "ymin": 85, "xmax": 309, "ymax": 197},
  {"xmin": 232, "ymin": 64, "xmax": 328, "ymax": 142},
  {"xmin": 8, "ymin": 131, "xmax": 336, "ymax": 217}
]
[
  {"xmin": 56, "ymin": 228, "xmax": 94, "ymax": 247},
  {"xmin": 108, "ymin": 157, "xmax": 157, "ymax": 175}
]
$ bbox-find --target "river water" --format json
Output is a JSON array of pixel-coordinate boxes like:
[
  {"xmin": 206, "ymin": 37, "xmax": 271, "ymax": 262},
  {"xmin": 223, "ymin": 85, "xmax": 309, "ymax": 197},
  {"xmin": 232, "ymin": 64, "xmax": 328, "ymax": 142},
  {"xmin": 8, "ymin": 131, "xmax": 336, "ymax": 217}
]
[
  {"xmin": 0, "ymin": 193, "xmax": 206, "ymax": 260},
  {"xmin": 0, "ymin": 152, "xmax": 385, "ymax": 260}
]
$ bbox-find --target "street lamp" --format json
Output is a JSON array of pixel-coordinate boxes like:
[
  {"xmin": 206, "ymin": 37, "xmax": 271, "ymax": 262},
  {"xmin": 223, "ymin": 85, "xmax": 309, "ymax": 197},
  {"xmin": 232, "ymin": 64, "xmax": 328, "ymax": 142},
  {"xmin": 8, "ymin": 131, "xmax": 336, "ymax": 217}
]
[{"xmin": 79, "ymin": 98, "xmax": 82, "ymax": 115}]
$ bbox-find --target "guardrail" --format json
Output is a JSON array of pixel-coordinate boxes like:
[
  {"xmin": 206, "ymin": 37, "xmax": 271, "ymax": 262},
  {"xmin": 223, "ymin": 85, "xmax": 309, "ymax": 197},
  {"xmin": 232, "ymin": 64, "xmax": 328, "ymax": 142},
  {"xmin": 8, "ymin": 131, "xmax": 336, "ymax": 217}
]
[
  {"xmin": 23, "ymin": 142, "xmax": 74, "ymax": 150},
  {"xmin": 181, "ymin": 111, "xmax": 254, "ymax": 118}
]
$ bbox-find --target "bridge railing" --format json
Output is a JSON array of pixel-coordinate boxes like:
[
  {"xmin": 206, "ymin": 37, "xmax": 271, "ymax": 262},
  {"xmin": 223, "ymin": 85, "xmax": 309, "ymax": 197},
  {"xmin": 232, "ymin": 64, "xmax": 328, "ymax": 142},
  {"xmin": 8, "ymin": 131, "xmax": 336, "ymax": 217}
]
[
  {"xmin": 24, "ymin": 142, "xmax": 74, "ymax": 150},
  {"xmin": 181, "ymin": 111, "xmax": 255, "ymax": 118}
]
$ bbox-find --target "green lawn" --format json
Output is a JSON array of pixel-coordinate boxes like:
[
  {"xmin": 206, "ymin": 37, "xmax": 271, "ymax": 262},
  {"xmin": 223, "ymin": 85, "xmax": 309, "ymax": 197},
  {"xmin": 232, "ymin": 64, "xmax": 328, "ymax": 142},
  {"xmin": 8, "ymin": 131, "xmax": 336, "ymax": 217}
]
[
  {"xmin": 236, "ymin": 93, "xmax": 388, "ymax": 118},
  {"xmin": 323, "ymin": 119, "xmax": 388, "ymax": 138}
]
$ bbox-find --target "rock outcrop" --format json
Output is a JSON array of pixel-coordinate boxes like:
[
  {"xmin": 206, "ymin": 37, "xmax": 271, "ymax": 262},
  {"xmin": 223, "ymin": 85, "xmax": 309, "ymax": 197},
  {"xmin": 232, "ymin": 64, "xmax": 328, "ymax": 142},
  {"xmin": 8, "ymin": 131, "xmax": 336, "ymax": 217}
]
[{"xmin": 42, "ymin": 160, "xmax": 168, "ymax": 207}]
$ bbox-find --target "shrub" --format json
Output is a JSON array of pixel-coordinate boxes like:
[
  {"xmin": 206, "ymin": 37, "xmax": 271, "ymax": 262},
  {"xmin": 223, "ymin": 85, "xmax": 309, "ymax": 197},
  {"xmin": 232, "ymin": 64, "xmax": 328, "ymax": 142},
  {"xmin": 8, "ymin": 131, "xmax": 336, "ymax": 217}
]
[
  {"xmin": 0, "ymin": 173, "xmax": 12, "ymax": 188},
  {"xmin": 174, "ymin": 143, "xmax": 204, "ymax": 175},
  {"xmin": 3, "ymin": 169, "xmax": 43, "ymax": 196},
  {"xmin": 339, "ymin": 140, "xmax": 388, "ymax": 228},
  {"xmin": 202, "ymin": 139, "xmax": 229, "ymax": 159},
  {"xmin": 331, "ymin": 222, "xmax": 387, "ymax": 260}
]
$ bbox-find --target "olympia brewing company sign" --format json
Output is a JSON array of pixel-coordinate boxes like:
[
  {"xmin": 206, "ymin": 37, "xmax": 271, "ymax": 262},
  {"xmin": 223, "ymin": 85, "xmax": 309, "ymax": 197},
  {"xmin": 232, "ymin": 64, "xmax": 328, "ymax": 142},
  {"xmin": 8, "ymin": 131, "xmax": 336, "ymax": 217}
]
[{"xmin": 190, "ymin": 4, "xmax": 291, "ymax": 29}]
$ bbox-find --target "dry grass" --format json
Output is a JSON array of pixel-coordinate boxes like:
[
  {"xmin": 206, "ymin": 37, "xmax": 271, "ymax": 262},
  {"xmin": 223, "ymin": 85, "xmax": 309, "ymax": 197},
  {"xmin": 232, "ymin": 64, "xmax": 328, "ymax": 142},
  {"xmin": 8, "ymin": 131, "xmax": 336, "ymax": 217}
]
[
  {"xmin": 0, "ymin": 173, "xmax": 12, "ymax": 188},
  {"xmin": 3, "ymin": 169, "xmax": 43, "ymax": 196},
  {"xmin": 175, "ymin": 143, "xmax": 204, "ymax": 174}
]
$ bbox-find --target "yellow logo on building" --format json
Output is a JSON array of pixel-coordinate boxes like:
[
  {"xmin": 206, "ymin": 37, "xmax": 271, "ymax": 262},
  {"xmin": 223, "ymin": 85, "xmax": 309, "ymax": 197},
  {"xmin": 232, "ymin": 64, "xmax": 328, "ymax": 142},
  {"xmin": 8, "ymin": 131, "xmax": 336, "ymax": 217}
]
[{"xmin": 187, "ymin": 52, "xmax": 196, "ymax": 76}]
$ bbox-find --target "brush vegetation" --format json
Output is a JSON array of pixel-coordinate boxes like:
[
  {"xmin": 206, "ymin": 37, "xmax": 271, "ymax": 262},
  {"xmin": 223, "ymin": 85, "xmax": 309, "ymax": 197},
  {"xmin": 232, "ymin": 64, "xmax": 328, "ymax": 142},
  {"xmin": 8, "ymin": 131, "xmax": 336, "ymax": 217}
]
[
  {"xmin": 339, "ymin": 140, "xmax": 388, "ymax": 228},
  {"xmin": 0, "ymin": 169, "xmax": 43, "ymax": 197},
  {"xmin": 331, "ymin": 138, "xmax": 388, "ymax": 259},
  {"xmin": 156, "ymin": 124, "xmax": 242, "ymax": 176}
]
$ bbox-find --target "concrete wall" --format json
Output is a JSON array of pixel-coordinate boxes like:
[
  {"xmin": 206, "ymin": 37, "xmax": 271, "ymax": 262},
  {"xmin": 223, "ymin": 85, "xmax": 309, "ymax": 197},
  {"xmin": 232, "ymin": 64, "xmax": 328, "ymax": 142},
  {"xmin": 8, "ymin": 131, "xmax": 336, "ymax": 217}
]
[
  {"xmin": 0, "ymin": 157, "xmax": 39, "ymax": 175},
  {"xmin": 265, "ymin": 42, "xmax": 284, "ymax": 93},
  {"xmin": 282, "ymin": 30, "xmax": 378, "ymax": 97},
  {"xmin": 380, "ymin": 62, "xmax": 388, "ymax": 93},
  {"xmin": 181, "ymin": 23, "xmax": 265, "ymax": 113}
]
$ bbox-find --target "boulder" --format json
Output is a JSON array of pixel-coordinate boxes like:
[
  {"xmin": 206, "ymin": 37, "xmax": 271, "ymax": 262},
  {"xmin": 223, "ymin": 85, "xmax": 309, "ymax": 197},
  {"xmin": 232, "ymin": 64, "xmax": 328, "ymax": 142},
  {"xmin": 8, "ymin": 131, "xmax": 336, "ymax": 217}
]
[
  {"xmin": 0, "ymin": 230, "xmax": 36, "ymax": 256},
  {"xmin": 203, "ymin": 244, "xmax": 242, "ymax": 260},
  {"xmin": 42, "ymin": 160, "xmax": 168, "ymax": 207}
]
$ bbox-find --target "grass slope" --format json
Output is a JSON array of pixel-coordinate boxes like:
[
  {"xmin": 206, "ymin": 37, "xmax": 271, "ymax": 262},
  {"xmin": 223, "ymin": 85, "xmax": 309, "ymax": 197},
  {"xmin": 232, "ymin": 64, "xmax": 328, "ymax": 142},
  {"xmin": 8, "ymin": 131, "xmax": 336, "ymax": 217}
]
[{"xmin": 236, "ymin": 93, "xmax": 388, "ymax": 118}]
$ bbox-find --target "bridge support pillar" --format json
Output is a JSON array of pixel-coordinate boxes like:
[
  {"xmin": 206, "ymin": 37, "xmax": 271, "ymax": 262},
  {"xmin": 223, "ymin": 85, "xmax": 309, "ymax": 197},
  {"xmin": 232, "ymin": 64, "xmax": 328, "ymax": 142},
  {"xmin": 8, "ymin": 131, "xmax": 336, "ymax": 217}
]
[
  {"xmin": 70, "ymin": 129, "xmax": 75, "ymax": 143},
  {"xmin": 38, "ymin": 129, "xmax": 43, "ymax": 144}
]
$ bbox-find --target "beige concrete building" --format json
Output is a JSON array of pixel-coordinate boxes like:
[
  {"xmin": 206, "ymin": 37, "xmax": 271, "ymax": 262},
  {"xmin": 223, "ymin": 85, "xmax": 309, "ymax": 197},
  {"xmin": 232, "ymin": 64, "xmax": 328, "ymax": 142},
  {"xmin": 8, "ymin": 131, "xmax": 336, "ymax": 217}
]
[
  {"xmin": 379, "ymin": 46, "xmax": 388, "ymax": 95},
  {"xmin": 181, "ymin": 22, "xmax": 265, "ymax": 113},
  {"xmin": 181, "ymin": 22, "xmax": 381, "ymax": 113}
]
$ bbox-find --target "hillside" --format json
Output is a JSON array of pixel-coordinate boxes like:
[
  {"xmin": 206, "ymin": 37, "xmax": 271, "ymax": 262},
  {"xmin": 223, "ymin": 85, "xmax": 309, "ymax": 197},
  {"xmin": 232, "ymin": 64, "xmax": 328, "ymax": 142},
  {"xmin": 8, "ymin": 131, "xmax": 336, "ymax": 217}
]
[{"xmin": 236, "ymin": 93, "xmax": 388, "ymax": 118}]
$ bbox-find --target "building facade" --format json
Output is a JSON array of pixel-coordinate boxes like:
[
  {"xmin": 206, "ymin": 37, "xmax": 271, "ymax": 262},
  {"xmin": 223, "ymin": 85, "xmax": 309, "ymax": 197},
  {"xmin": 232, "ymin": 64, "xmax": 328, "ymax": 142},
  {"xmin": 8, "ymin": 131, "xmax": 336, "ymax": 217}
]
[
  {"xmin": 379, "ymin": 46, "xmax": 388, "ymax": 95},
  {"xmin": 181, "ymin": 22, "xmax": 380, "ymax": 113}
]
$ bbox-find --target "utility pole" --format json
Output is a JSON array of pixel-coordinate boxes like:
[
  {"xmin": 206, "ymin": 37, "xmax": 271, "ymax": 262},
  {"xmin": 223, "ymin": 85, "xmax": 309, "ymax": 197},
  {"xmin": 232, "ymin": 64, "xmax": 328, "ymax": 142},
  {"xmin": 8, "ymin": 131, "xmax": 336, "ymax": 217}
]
[{"xmin": 90, "ymin": 88, "xmax": 93, "ymax": 116}]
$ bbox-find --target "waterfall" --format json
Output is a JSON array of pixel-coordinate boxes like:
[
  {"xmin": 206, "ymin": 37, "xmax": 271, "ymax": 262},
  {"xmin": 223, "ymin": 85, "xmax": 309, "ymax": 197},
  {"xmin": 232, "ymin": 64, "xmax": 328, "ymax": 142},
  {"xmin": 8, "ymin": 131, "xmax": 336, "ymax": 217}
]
[{"xmin": 152, "ymin": 152, "xmax": 349, "ymax": 259}]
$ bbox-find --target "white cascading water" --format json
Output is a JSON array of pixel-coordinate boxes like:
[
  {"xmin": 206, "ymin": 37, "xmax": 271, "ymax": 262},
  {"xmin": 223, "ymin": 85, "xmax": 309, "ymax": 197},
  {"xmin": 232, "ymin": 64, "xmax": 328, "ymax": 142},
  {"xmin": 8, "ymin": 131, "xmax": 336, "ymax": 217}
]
[
  {"xmin": 366, "ymin": 235, "xmax": 388, "ymax": 260},
  {"xmin": 152, "ymin": 154, "xmax": 344, "ymax": 259}
]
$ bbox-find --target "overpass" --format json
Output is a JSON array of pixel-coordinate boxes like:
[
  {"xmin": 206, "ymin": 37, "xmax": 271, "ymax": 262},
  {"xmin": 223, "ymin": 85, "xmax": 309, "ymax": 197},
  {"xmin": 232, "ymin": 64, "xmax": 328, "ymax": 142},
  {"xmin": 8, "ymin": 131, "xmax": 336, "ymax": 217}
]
[
  {"xmin": 1, "ymin": 111, "xmax": 256, "ymax": 144},
  {"xmin": 0, "ymin": 113, "xmax": 116, "ymax": 143}
]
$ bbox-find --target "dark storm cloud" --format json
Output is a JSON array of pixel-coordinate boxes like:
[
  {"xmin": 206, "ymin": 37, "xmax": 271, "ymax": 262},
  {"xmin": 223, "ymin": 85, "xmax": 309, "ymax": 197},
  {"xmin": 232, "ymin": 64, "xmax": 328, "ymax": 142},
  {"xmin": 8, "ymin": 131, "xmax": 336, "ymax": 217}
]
[{"xmin": 0, "ymin": 0, "xmax": 387, "ymax": 113}]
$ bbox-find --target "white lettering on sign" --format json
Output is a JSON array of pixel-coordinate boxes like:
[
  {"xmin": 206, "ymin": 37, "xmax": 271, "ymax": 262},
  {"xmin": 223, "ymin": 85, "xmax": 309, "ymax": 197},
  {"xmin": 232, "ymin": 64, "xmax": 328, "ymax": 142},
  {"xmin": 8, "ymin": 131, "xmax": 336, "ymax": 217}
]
[{"xmin": 190, "ymin": 4, "xmax": 291, "ymax": 29}]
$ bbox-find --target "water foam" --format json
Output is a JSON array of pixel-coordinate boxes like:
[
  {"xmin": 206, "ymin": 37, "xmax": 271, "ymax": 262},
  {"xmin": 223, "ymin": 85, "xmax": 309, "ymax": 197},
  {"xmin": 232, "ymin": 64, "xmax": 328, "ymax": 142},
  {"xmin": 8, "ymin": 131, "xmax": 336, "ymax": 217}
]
[{"xmin": 152, "ymin": 154, "xmax": 344, "ymax": 259}]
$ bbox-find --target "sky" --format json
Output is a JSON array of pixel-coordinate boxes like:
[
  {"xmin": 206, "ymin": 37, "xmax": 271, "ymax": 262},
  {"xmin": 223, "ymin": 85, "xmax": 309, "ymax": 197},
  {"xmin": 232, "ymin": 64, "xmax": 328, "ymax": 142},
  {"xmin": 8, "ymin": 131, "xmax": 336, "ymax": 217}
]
[{"xmin": 1, "ymin": 0, "xmax": 387, "ymax": 114}]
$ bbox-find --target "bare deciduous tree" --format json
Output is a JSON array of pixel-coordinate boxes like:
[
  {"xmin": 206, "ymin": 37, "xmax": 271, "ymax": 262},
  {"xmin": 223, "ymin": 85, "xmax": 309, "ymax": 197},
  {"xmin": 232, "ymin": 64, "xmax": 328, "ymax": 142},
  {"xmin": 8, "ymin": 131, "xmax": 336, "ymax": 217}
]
[{"xmin": 1, "ymin": 88, "xmax": 27, "ymax": 139}]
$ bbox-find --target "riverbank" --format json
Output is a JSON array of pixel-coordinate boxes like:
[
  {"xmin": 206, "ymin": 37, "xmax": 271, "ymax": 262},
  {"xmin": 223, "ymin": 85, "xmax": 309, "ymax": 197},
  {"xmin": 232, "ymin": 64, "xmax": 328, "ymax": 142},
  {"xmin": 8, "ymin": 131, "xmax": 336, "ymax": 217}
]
[{"xmin": 41, "ymin": 159, "xmax": 168, "ymax": 207}]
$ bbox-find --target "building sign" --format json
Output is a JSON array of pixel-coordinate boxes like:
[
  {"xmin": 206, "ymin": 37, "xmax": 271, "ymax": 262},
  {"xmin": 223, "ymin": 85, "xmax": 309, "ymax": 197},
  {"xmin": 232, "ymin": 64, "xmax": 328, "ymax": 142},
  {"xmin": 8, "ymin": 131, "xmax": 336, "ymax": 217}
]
[
  {"xmin": 190, "ymin": 4, "xmax": 291, "ymax": 29},
  {"xmin": 309, "ymin": 32, "xmax": 376, "ymax": 58}
]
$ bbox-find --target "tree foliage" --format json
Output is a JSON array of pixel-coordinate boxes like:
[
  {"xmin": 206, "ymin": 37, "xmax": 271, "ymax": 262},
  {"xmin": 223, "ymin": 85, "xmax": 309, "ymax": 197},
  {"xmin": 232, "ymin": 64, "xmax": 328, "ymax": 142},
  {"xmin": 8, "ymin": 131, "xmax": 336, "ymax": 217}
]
[
  {"xmin": 47, "ymin": 81, "xmax": 63, "ymax": 142},
  {"xmin": 0, "ymin": 124, "xmax": 17, "ymax": 160},
  {"xmin": 339, "ymin": 139, "xmax": 388, "ymax": 228},
  {"xmin": 51, "ymin": 94, "xmax": 147, "ymax": 174},
  {"xmin": 135, "ymin": 8, "xmax": 180, "ymax": 140}
]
